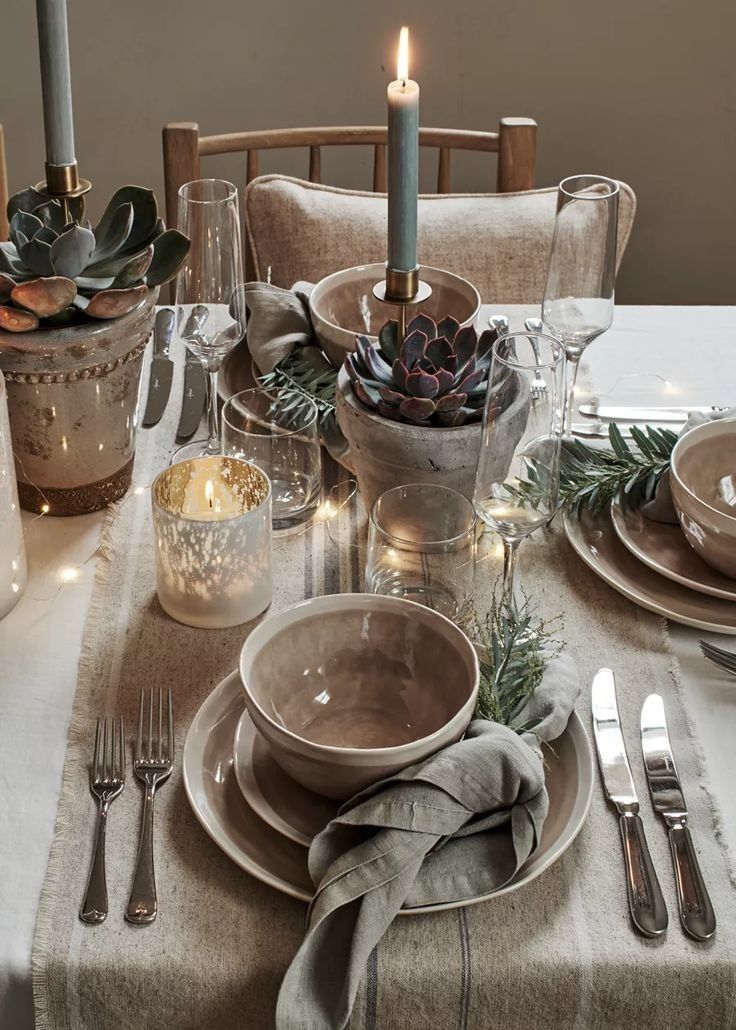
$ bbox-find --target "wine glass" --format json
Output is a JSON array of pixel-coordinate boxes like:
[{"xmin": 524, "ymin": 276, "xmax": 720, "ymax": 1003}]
[
  {"xmin": 542, "ymin": 174, "xmax": 619, "ymax": 435},
  {"xmin": 473, "ymin": 332, "xmax": 565, "ymax": 600},
  {"xmin": 173, "ymin": 179, "xmax": 245, "ymax": 462}
]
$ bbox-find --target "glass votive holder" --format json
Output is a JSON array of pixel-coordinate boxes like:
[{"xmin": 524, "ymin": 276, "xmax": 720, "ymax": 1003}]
[
  {"xmin": 365, "ymin": 483, "xmax": 477, "ymax": 620},
  {"xmin": 221, "ymin": 388, "xmax": 322, "ymax": 529},
  {"xmin": 152, "ymin": 455, "xmax": 272, "ymax": 629}
]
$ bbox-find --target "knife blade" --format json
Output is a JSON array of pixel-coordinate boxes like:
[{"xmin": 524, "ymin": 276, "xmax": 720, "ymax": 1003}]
[
  {"xmin": 176, "ymin": 306, "xmax": 209, "ymax": 439},
  {"xmin": 591, "ymin": 669, "xmax": 668, "ymax": 937},
  {"xmin": 572, "ymin": 420, "xmax": 677, "ymax": 439},
  {"xmin": 641, "ymin": 694, "xmax": 716, "ymax": 941},
  {"xmin": 142, "ymin": 308, "xmax": 175, "ymax": 427},
  {"xmin": 579, "ymin": 403, "xmax": 727, "ymax": 422}
]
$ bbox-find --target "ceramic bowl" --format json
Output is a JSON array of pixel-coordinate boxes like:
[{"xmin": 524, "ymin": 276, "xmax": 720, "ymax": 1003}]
[
  {"xmin": 670, "ymin": 419, "xmax": 736, "ymax": 579},
  {"xmin": 309, "ymin": 263, "xmax": 482, "ymax": 369},
  {"xmin": 239, "ymin": 593, "xmax": 479, "ymax": 799}
]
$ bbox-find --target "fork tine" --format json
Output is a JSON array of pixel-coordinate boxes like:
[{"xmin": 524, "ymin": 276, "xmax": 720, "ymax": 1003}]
[
  {"xmin": 135, "ymin": 689, "xmax": 144, "ymax": 762},
  {"xmin": 700, "ymin": 642, "xmax": 736, "ymax": 671},
  {"xmin": 167, "ymin": 688, "xmax": 174, "ymax": 762},
  {"xmin": 117, "ymin": 717, "xmax": 125, "ymax": 780},
  {"xmin": 103, "ymin": 717, "xmax": 110, "ymax": 781},
  {"xmin": 92, "ymin": 717, "xmax": 102, "ymax": 782},
  {"xmin": 148, "ymin": 688, "xmax": 154, "ymax": 760},
  {"xmin": 158, "ymin": 687, "xmax": 164, "ymax": 762}
]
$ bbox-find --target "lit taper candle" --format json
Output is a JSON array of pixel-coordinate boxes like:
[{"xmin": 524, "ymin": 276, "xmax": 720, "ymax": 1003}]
[
  {"xmin": 36, "ymin": 0, "xmax": 77, "ymax": 168},
  {"xmin": 387, "ymin": 27, "xmax": 419, "ymax": 274}
]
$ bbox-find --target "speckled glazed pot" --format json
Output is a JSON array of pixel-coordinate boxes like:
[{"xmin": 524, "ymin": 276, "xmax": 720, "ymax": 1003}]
[
  {"xmin": 335, "ymin": 366, "xmax": 531, "ymax": 512},
  {"xmin": 0, "ymin": 288, "xmax": 157, "ymax": 515}
]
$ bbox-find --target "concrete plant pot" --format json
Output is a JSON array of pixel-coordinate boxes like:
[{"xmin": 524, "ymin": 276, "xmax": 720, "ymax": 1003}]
[
  {"xmin": 335, "ymin": 367, "xmax": 531, "ymax": 512},
  {"xmin": 0, "ymin": 288, "xmax": 157, "ymax": 515}
]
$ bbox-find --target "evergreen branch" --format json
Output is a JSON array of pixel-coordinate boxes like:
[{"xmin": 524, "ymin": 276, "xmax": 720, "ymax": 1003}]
[
  {"xmin": 507, "ymin": 423, "xmax": 679, "ymax": 518},
  {"xmin": 258, "ymin": 346, "xmax": 337, "ymax": 432},
  {"xmin": 466, "ymin": 592, "xmax": 563, "ymax": 726}
]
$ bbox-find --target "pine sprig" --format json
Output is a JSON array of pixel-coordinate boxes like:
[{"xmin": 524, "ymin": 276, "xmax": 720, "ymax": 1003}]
[
  {"xmin": 469, "ymin": 593, "xmax": 563, "ymax": 726},
  {"xmin": 258, "ymin": 346, "xmax": 337, "ymax": 431},
  {"xmin": 509, "ymin": 423, "xmax": 679, "ymax": 518}
]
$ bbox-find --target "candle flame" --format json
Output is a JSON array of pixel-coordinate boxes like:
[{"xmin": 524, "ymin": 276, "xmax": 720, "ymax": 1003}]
[
  {"xmin": 397, "ymin": 26, "xmax": 409, "ymax": 83},
  {"xmin": 205, "ymin": 479, "xmax": 214, "ymax": 508}
]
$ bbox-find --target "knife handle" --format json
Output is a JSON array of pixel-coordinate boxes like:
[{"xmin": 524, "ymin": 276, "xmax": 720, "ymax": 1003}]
[
  {"xmin": 619, "ymin": 812, "xmax": 668, "ymax": 937},
  {"xmin": 668, "ymin": 823, "xmax": 716, "ymax": 941}
]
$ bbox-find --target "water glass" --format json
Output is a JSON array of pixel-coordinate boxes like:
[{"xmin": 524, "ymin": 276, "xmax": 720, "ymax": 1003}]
[
  {"xmin": 221, "ymin": 388, "xmax": 322, "ymax": 528},
  {"xmin": 365, "ymin": 483, "xmax": 477, "ymax": 620}
]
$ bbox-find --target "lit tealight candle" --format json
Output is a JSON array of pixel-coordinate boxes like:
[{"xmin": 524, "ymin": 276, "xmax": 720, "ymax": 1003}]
[{"xmin": 152, "ymin": 456, "xmax": 272, "ymax": 629}]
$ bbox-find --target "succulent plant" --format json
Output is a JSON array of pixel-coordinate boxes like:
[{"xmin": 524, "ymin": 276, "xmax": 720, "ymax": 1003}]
[
  {"xmin": 344, "ymin": 314, "xmax": 504, "ymax": 427},
  {"xmin": 0, "ymin": 185, "xmax": 190, "ymax": 332}
]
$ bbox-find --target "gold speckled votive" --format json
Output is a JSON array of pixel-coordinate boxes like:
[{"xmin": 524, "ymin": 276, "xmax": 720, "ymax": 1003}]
[{"xmin": 152, "ymin": 456, "xmax": 272, "ymax": 628}]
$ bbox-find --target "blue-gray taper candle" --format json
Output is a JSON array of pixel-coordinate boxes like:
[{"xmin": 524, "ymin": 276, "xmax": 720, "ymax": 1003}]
[
  {"xmin": 36, "ymin": 0, "xmax": 76, "ymax": 167},
  {"xmin": 387, "ymin": 77, "xmax": 419, "ymax": 273}
]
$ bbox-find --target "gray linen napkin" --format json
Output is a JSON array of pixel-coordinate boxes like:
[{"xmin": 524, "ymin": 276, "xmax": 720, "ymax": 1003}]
[
  {"xmin": 232, "ymin": 281, "xmax": 315, "ymax": 374},
  {"xmin": 642, "ymin": 406, "xmax": 736, "ymax": 523},
  {"xmin": 276, "ymin": 652, "xmax": 580, "ymax": 1030}
]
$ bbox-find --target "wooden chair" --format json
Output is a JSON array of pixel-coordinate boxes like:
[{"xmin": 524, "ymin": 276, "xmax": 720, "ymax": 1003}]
[
  {"xmin": 0, "ymin": 125, "xmax": 9, "ymax": 240},
  {"xmin": 162, "ymin": 119, "xmax": 537, "ymax": 282}
]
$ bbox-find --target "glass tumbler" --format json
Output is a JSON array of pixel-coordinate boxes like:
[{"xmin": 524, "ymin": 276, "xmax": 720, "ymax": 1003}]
[
  {"xmin": 365, "ymin": 483, "xmax": 477, "ymax": 620},
  {"xmin": 221, "ymin": 388, "xmax": 322, "ymax": 528}
]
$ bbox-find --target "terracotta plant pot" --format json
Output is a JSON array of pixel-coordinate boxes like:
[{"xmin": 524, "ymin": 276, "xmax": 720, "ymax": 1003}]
[
  {"xmin": 0, "ymin": 288, "xmax": 157, "ymax": 515},
  {"xmin": 335, "ymin": 367, "xmax": 531, "ymax": 511}
]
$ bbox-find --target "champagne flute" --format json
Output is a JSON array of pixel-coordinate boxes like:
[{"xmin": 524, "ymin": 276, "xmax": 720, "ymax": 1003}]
[
  {"xmin": 173, "ymin": 179, "xmax": 245, "ymax": 462},
  {"xmin": 473, "ymin": 332, "xmax": 565, "ymax": 599},
  {"xmin": 542, "ymin": 174, "xmax": 619, "ymax": 435}
]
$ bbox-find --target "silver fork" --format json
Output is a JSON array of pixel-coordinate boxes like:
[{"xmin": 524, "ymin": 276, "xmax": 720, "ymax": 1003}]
[
  {"xmin": 700, "ymin": 640, "xmax": 736, "ymax": 676},
  {"xmin": 80, "ymin": 717, "xmax": 125, "ymax": 924},
  {"xmin": 524, "ymin": 318, "xmax": 548, "ymax": 401},
  {"xmin": 126, "ymin": 688, "xmax": 174, "ymax": 924}
]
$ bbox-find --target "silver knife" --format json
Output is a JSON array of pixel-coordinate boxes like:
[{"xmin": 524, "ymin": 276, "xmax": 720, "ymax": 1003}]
[
  {"xmin": 176, "ymin": 306, "xmax": 209, "ymax": 439},
  {"xmin": 142, "ymin": 308, "xmax": 176, "ymax": 427},
  {"xmin": 579, "ymin": 403, "xmax": 727, "ymax": 422},
  {"xmin": 641, "ymin": 694, "xmax": 716, "ymax": 941},
  {"xmin": 591, "ymin": 669, "xmax": 668, "ymax": 938},
  {"xmin": 572, "ymin": 420, "xmax": 678, "ymax": 439}
]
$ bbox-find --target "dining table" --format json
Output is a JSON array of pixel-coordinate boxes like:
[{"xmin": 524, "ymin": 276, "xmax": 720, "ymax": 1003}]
[{"xmin": 1, "ymin": 303, "xmax": 735, "ymax": 1029}]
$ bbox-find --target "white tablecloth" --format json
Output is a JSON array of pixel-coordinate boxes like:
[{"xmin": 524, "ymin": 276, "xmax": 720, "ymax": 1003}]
[{"xmin": 1, "ymin": 305, "xmax": 734, "ymax": 1027}]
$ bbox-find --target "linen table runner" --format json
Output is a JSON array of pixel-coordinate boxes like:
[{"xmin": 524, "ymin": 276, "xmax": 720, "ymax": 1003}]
[{"xmin": 33, "ymin": 346, "xmax": 736, "ymax": 1030}]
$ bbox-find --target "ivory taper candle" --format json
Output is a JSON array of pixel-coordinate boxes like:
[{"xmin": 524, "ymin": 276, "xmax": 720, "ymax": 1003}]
[
  {"xmin": 387, "ymin": 27, "xmax": 419, "ymax": 273},
  {"xmin": 36, "ymin": 0, "xmax": 77, "ymax": 167}
]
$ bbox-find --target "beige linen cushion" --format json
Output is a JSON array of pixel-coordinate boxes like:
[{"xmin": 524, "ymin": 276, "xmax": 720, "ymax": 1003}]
[{"xmin": 245, "ymin": 175, "xmax": 636, "ymax": 303}]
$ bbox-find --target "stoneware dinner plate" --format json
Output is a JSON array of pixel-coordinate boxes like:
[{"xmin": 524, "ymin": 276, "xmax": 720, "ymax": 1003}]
[
  {"xmin": 183, "ymin": 670, "xmax": 594, "ymax": 913},
  {"xmin": 565, "ymin": 507, "xmax": 736, "ymax": 633},
  {"xmin": 233, "ymin": 709, "xmax": 336, "ymax": 846},
  {"xmin": 610, "ymin": 499, "xmax": 736, "ymax": 601}
]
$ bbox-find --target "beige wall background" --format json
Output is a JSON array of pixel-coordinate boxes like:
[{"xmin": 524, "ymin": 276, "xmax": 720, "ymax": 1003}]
[{"xmin": 2, "ymin": 0, "xmax": 735, "ymax": 304}]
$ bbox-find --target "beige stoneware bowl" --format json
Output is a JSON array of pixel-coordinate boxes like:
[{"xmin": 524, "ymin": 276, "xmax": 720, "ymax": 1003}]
[
  {"xmin": 239, "ymin": 593, "xmax": 480, "ymax": 799},
  {"xmin": 670, "ymin": 418, "xmax": 736, "ymax": 579},
  {"xmin": 309, "ymin": 263, "xmax": 482, "ymax": 369}
]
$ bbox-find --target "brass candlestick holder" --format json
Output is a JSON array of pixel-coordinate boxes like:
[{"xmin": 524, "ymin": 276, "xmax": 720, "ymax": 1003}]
[
  {"xmin": 372, "ymin": 266, "xmax": 432, "ymax": 341},
  {"xmin": 35, "ymin": 160, "xmax": 92, "ymax": 221}
]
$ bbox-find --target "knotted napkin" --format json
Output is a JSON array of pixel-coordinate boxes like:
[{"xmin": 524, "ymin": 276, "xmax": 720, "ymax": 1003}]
[
  {"xmin": 642, "ymin": 407, "xmax": 736, "ymax": 523},
  {"xmin": 276, "ymin": 652, "xmax": 580, "ymax": 1030},
  {"xmin": 231, "ymin": 281, "xmax": 315, "ymax": 374}
]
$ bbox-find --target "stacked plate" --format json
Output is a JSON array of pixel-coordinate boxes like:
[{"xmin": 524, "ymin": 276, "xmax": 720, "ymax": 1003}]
[
  {"xmin": 182, "ymin": 669, "xmax": 595, "ymax": 913},
  {"xmin": 564, "ymin": 500, "xmax": 736, "ymax": 634}
]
